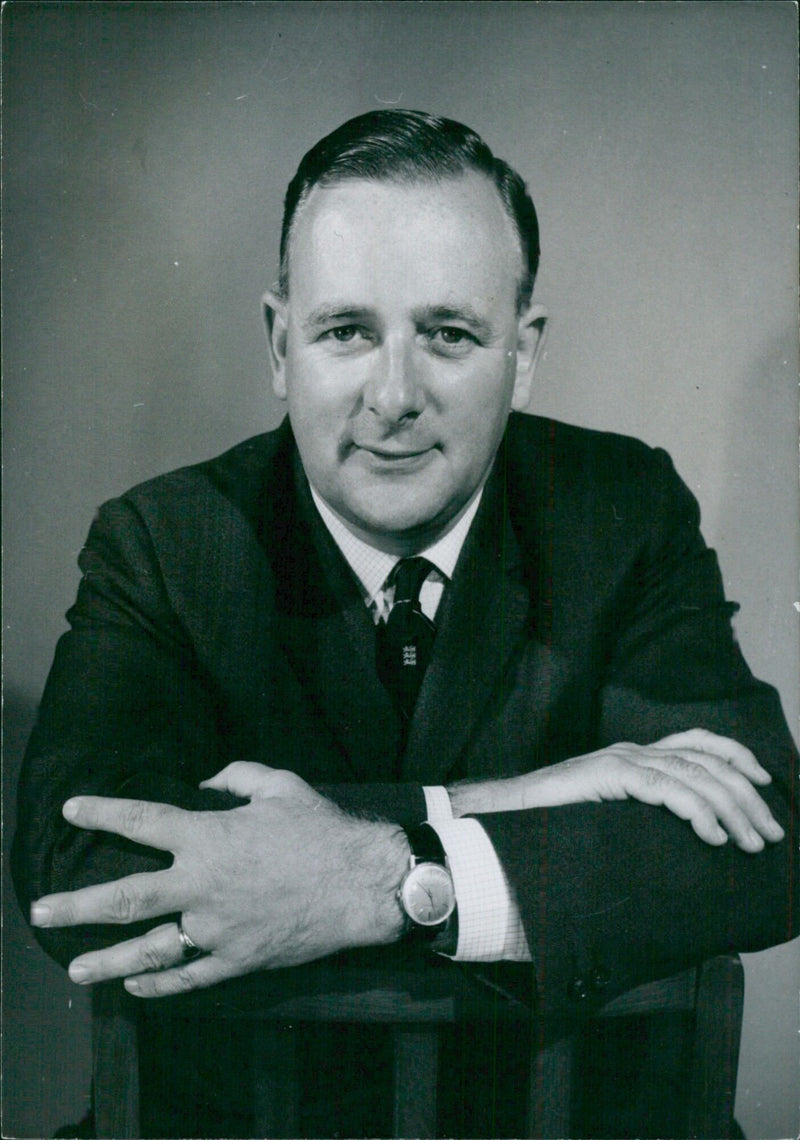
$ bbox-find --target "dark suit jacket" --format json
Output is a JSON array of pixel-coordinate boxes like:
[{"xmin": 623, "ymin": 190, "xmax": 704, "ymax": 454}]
[{"xmin": 13, "ymin": 412, "xmax": 798, "ymax": 1023}]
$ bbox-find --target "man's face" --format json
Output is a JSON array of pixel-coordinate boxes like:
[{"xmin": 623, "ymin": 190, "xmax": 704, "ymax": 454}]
[{"xmin": 265, "ymin": 174, "xmax": 546, "ymax": 552}]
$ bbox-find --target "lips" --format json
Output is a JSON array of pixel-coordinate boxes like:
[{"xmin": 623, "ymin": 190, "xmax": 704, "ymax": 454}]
[
  {"xmin": 351, "ymin": 443, "xmax": 438, "ymax": 471},
  {"xmin": 362, "ymin": 446, "xmax": 429, "ymax": 460},
  {"xmin": 351, "ymin": 436, "xmax": 437, "ymax": 455}
]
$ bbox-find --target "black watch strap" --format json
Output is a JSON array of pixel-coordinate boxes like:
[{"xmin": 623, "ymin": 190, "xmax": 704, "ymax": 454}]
[
  {"xmin": 405, "ymin": 822, "xmax": 447, "ymax": 865},
  {"xmin": 402, "ymin": 823, "xmax": 458, "ymax": 953}
]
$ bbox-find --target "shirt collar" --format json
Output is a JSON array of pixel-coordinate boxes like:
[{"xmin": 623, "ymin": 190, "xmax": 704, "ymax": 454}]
[{"xmin": 309, "ymin": 484, "xmax": 484, "ymax": 607}]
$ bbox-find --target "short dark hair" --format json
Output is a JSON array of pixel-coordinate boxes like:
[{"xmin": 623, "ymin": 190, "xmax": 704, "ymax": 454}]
[{"xmin": 278, "ymin": 109, "xmax": 540, "ymax": 312}]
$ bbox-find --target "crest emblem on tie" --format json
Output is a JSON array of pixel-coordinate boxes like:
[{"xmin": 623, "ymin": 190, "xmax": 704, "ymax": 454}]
[{"xmin": 376, "ymin": 557, "xmax": 437, "ymax": 721}]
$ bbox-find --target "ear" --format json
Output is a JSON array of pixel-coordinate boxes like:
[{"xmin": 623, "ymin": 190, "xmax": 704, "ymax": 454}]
[
  {"xmin": 262, "ymin": 290, "xmax": 288, "ymax": 400},
  {"xmin": 511, "ymin": 303, "xmax": 548, "ymax": 412}
]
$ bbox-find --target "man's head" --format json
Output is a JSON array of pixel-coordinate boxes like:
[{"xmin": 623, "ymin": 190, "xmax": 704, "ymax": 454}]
[{"xmin": 264, "ymin": 110, "xmax": 547, "ymax": 554}]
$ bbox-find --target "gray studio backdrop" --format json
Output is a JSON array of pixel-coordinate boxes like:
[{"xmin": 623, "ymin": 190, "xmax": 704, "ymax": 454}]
[{"xmin": 3, "ymin": 3, "xmax": 798, "ymax": 1137}]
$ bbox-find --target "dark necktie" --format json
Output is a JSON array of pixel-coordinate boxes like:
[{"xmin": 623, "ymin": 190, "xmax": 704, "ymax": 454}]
[{"xmin": 376, "ymin": 557, "xmax": 437, "ymax": 721}]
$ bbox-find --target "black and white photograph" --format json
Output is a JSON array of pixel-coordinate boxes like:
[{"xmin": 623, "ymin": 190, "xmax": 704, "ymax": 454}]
[{"xmin": 3, "ymin": 3, "xmax": 798, "ymax": 1138}]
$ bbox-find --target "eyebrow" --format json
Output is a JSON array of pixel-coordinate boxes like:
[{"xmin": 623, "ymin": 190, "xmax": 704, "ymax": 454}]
[{"xmin": 301, "ymin": 305, "xmax": 372, "ymax": 331}]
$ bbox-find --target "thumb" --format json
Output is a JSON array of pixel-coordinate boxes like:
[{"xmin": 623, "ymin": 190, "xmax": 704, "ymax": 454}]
[{"xmin": 200, "ymin": 761, "xmax": 277, "ymax": 799}]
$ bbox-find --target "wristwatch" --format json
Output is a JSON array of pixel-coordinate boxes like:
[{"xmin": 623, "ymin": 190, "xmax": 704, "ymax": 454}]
[{"xmin": 398, "ymin": 823, "xmax": 457, "ymax": 943}]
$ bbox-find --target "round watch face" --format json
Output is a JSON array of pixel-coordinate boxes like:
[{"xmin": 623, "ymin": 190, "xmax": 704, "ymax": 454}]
[{"xmin": 400, "ymin": 862, "xmax": 456, "ymax": 926}]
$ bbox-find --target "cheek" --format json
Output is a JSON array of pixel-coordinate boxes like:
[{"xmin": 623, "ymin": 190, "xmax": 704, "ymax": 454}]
[
  {"xmin": 446, "ymin": 367, "xmax": 516, "ymax": 441},
  {"xmin": 284, "ymin": 367, "xmax": 337, "ymax": 435},
  {"xmin": 286, "ymin": 350, "xmax": 364, "ymax": 419}
]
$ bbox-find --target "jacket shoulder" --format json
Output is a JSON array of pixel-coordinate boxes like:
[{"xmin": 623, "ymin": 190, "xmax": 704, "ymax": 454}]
[
  {"xmin": 120, "ymin": 422, "xmax": 292, "ymax": 515},
  {"xmin": 504, "ymin": 412, "xmax": 699, "ymax": 539},
  {"xmin": 506, "ymin": 411, "xmax": 663, "ymax": 479},
  {"xmin": 76, "ymin": 423, "xmax": 296, "ymax": 589}
]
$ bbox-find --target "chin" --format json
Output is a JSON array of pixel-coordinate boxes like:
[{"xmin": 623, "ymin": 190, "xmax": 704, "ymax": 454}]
[
  {"xmin": 361, "ymin": 509, "xmax": 437, "ymax": 538},
  {"xmin": 346, "ymin": 498, "xmax": 449, "ymax": 548}
]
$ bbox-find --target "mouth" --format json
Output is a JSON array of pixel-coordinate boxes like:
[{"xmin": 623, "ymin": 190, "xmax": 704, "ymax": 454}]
[
  {"xmin": 353, "ymin": 443, "xmax": 437, "ymax": 470},
  {"xmin": 363, "ymin": 445, "xmax": 428, "ymax": 459}
]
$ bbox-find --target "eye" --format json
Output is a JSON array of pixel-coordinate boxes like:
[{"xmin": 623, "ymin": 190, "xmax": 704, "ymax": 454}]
[
  {"xmin": 428, "ymin": 326, "xmax": 479, "ymax": 354},
  {"xmin": 317, "ymin": 324, "xmax": 375, "ymax": 350},
  {"xmin": 327, "ymin": 325, "xmax": 360, "ymax": 342},
  {"xmin": 436, "ymin": 327, "xmax": 472, "ymax": 345}
]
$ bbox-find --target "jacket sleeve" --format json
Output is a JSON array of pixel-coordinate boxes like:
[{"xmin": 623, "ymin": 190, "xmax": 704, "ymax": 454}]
[
  {"xmin": 11, "ymin": 496, "xmax": 425, "ymax": 969},
  {"xmin": 477, "ymin": 446, "xmax": 798, "ymax": 1016}
]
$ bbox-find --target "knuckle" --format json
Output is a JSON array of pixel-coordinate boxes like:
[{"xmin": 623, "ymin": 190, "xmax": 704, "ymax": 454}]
[
  {"xmin": 139, "ymin": 941, "xmax": 167, "ymax": 973},
  {"xmin": 110, "ymin": 884, "xmax": 136, "ymax": 922},
  {"xmin": 720, "ymin": 768, "xmax": 753, "ymax": 796},
  {"xmin": 604, "ymin": 748, "xmax": 629, "ymax": 771},
  {"xmin": 687, "ymin": 727, "xmax": 711, "ymax": 741},
  {"xmin": 137, "ymin": 886, "xmax": 163, "ymax": 915},
  {"xmin": 174, "ymin": 966, "xmax": 197, "ymax": 992},
  {"xmin": 610, "ymin": 743, "xmax": 634, "ymax": 758},
  {"xmin": 121, "ymin": 800, "xmax": 148, "ymax": 834},
  {"xmin": 699, "ymin": 753, "xmax": 727, "ymax": 774},
  {"xmin": 734, "ymin": 747, "xmax": 759, "ymax": 772},
  {"xmin": 669, "ymin": 756, "xmax": 702, "ymax": 780}
]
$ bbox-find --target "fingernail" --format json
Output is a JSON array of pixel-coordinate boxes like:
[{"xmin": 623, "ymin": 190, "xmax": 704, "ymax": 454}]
[
  {"xmin": 746, "ymin": 829, "xmax": 764, "ymax": 850},
  {"xmin": 124, "ymin": 979, "xmax": 141, "ymax": 995},
  {"xmin": 63, "ymin": 799, "xmax": 80, "ymax": 821},
  {"xmin": 766, "ymin": 820, "xmax": 784, "ymax": 840},
  {"xmin": 69, "ymin": 963, "xmax": 90, "ymax": 983},
  {"xmin": 31, "ymin": 903, "xmax": 51, "ymax": 927}
]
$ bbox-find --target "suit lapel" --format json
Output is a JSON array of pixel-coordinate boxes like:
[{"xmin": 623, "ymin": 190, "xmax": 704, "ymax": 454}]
[{"xmin": 401, "ymin": 454, "xmax": 534, "ymax": 785}]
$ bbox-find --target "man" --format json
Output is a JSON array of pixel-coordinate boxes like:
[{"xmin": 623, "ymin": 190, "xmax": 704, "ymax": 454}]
[{"xmin": 13, "ymin": 110, "xmax": 797, "ymax": 1137}]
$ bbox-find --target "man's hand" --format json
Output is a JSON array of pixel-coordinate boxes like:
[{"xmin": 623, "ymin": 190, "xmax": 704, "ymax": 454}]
[
  {"xmin": 449, "ymin": 729, "xmax": 784, "ymax": 851},
  {"xmin": 30, "ymin": 763, "xmax": 409, "ymax": 997}
]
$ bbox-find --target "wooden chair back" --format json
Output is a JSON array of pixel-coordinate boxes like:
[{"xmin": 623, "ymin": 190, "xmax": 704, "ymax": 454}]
[{"xmin": 92, "ymin": 954, "xmax": 744, "ymax": 1138}]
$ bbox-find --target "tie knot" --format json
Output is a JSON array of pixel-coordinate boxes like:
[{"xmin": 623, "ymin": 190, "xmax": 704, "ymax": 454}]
[{"xmin": 389, "ymin": 557, "xmax": 434, "ymax": 609}]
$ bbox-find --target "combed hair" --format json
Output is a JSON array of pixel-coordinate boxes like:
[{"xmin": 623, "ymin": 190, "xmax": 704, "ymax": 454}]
[{"xmin": 278, "ymin": 109, "xmax": 540, "ymax": 312}]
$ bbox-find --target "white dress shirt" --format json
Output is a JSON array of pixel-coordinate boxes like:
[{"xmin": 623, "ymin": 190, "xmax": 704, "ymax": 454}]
[{"xmin": 309, "ymin": 485, "xmax": 531, "ymax": 962}]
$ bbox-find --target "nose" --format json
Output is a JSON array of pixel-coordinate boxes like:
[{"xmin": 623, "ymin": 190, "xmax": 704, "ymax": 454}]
[{"xmin": 364, "ymin": 335, "xmax": 425, "ymax": 424}]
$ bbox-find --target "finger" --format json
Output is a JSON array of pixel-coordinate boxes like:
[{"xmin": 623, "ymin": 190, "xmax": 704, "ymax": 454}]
[
  {"xmin": 67, "ymin": 922, "xmax": 184, "ymax": 985},
  {"xmin": 124, "ymin": 954, "xmax": 231, "ymax": 998},
  {"xmin": 653, "ymin": 730, "xmax": 771, "ymax": 784},
  {"xmin": 679, "ymin": 751, "xmax": 784, "ymax": 842},
  {"xmin": 640, "ymin": 756, "xmax": 766, "ymax": 852},
  {"xmin": 618, "ymin": 766, "xmax": 729, "ymax": 847},
  {"xmin": 31, "ymin": 869, "xmax": 181, "ymax": 929},
  {"xmin": 199, "ymin": 761, "xmax": 276, "ymax": 798},
  {"xmin": 62, "ymin": 796, "xmax": 191, "ymax": 850},
  {"xmin": 201, "ymin": 763, "xmax": 322, "ymax": 806}
]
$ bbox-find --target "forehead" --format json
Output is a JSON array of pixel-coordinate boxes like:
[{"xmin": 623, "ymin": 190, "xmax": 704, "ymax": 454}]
[{"xmin": 286, "ymin": 174, "xmax": 523, "ymax": 310}]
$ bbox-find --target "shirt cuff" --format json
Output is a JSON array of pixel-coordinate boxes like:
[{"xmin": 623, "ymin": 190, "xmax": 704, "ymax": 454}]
[
  {"xmin": 428, "ymin": 817, "xmax": 532, "ymax": 963},
  {"xmin": 422, "ymin": 785, "xmax": 454, "ymax": 825}
]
